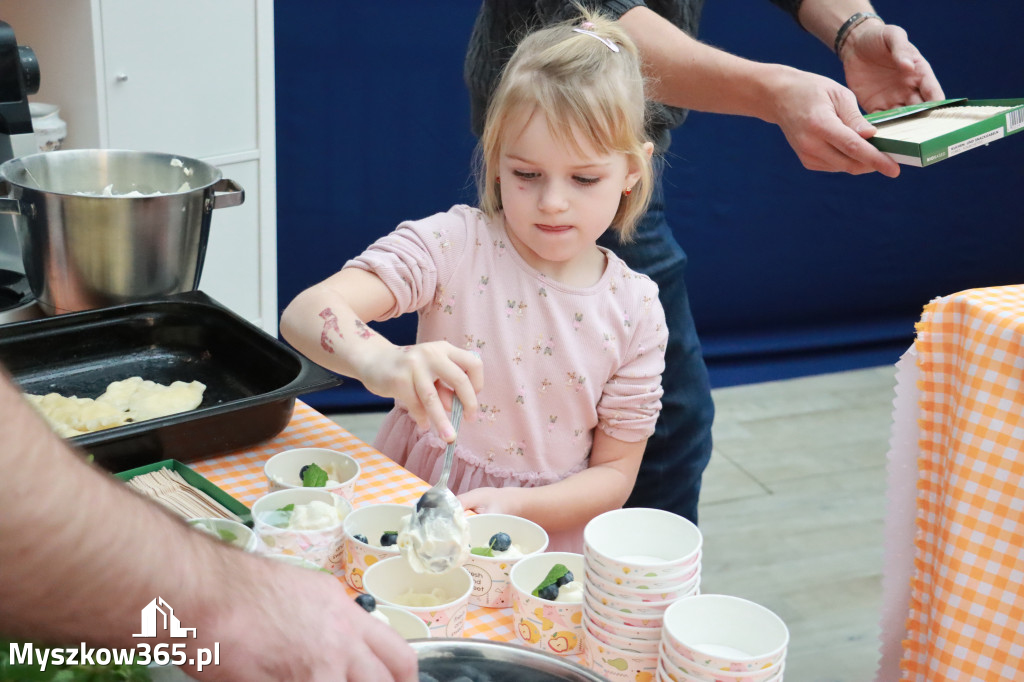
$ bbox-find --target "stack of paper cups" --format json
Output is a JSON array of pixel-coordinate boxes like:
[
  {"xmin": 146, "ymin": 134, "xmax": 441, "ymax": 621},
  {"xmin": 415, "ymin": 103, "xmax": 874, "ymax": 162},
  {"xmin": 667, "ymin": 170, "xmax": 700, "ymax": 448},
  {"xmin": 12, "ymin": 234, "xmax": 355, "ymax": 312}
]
[
  {"xmin": 581, "ymin": 508, "xmax": 703, "ymax": 681},
  {"xmin": 657, "ymin": 594, "xmax": 789, "ymax": 682}
]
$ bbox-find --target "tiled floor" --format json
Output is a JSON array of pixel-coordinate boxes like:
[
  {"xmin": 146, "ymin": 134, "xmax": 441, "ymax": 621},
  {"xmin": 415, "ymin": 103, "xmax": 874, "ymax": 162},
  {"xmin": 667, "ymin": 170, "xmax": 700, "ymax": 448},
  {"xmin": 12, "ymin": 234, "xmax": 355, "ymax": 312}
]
[{"xmin": 327, "ymin": 365, "xmax": 898, "ymax": 682}]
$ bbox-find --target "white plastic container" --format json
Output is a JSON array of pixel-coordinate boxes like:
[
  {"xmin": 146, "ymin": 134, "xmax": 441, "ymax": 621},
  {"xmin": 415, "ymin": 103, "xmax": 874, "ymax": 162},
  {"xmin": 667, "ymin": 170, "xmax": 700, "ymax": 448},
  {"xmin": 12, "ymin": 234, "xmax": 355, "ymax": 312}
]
[{"xmin": 29, "ymin": 102, "xmax": 67, "ymax": 152}]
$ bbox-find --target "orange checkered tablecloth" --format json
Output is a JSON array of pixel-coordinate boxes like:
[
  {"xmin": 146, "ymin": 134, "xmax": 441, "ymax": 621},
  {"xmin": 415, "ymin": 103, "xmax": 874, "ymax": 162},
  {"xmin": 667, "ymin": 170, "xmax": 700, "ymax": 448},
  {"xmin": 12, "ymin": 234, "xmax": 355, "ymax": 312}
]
[
  {"xmin": 884, "ymin": 285, "xmax": 1024, "ymax": 681},
  {"xmin": 188, "ymin": 400, "xmax": 548, "ymax": 648}
]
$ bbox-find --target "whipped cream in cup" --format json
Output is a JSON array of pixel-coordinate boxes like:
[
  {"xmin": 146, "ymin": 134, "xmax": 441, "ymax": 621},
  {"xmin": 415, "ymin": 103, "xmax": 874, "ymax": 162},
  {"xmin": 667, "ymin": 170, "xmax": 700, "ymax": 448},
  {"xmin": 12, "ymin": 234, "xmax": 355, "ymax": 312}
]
[
  {"xmin": 363, "ymin": 555, "xmax": 473, "ymax": 638},
  {"xmin": 554, "ymin": 580, "xmax": 584, "ymax": 603},
  {"xmin": 264, "ymin": 447, "xmax": 361, "ymax": 503},
  {"xmin": 464, "ymin": 514, "xmax": 549, "ymax": 608},
  {"xmin": 252, "ymin": 488, "xmax": 352, "ymax": 575},
  {"xmin": 509, "ymin": 552, "xmax": 586, "ymax": 656},
  {"xmin": 342, "ymin": 503, "xmax": 410, "ymax": 592}
]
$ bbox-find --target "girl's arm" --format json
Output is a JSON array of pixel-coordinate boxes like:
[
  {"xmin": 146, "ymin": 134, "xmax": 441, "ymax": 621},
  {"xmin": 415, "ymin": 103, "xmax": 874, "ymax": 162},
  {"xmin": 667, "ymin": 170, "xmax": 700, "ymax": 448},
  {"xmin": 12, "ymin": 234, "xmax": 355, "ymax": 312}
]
[
  {"xmin": 458, "ymin": 429, "xmax": 646, "ymax": 532},
  {"xmin": 280, "ymin": 267, "xmax": 482, "ymax": 439}
]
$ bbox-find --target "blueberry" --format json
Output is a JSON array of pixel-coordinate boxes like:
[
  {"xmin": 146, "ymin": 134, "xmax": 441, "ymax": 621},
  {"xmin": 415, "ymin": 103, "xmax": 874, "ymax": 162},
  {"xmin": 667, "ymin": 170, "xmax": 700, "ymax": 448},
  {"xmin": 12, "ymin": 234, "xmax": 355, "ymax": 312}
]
[
  {"xmin": 488, "ymin": 532, "xmax": 511, "ymax": 552},
  {"xmin": 299, "ymin": 464, "xmax": 310, "ymax": 481},
  {"xmin": 538, "ymin": 583, "xmax": 559, "ymax": 601},
  {"xmin": 353, "ymin": 533, "xmax": 368, "ymax": 545},
  {"xmin": 380, "ymin": 531, "xmax": 398, "ymax": 547},
  {"xmin": 354, "ymin": 594, "xmax": 376, "ymax": 613},
  {"xmin": 555, "ymin": 570, "xmax": 574, "ymax": 587}
]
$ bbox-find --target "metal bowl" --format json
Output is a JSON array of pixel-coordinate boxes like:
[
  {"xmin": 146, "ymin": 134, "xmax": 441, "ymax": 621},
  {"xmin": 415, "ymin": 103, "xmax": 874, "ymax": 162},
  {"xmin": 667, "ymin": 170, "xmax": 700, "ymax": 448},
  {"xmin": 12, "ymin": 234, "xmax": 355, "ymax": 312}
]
[
  {"xmin": 0, "ymin": 149, "xmax": 243, "ymax": 315},
  {"xmin": 412, "ymin": 639, "xmax": 608, "ymax": 681}
]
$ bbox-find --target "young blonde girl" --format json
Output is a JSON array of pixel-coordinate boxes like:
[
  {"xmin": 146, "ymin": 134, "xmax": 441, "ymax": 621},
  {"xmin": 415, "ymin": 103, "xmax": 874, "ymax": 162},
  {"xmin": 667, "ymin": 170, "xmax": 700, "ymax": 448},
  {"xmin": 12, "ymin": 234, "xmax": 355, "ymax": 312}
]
[{"xmin": 281, "ymin": 11, "xmax": 666, "ymax": 550}]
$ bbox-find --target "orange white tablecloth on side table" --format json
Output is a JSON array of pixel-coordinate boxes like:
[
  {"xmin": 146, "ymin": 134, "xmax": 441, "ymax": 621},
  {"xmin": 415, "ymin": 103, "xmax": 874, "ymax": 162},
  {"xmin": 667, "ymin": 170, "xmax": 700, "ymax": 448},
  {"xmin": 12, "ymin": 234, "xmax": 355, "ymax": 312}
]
[
  {"xmin": 189, "ymin": 401, "xmax": 543, "ymax": 647},
  {"xmin": 878, "ymin": 285, "xmax": 1024, "ymax": 682}
]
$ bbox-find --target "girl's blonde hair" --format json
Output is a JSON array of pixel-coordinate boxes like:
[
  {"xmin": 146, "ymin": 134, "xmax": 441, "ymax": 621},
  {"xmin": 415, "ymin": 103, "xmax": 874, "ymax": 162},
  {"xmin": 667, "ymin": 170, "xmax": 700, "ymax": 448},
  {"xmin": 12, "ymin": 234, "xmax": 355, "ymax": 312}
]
[{"xmin": 476, "ymin": 9, "xmax": 654, "ymax": 241}]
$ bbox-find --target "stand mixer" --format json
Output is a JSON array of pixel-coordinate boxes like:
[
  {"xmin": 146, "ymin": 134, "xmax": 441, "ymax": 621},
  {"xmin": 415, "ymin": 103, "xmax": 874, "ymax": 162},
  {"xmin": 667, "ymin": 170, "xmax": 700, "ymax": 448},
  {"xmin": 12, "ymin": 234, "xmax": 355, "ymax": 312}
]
[{"xmin": 0, "ymin": 19, "xmax": 40, "ymax": 324}]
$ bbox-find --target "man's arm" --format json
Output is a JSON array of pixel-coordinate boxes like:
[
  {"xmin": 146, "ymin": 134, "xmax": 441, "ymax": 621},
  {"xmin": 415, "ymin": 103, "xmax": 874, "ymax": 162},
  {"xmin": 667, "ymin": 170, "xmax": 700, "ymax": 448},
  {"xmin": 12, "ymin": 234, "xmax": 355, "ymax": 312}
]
[
  {"xmin": 617, "ymin": 5, "xmax": 900, "ymax": 176},
  {"xmin": 797, "ymin": 0, "xmax": 944, "ymax": 113},
  {"xmin": 0, "ymin": 370, "xmax": 417, "ymax": 682}
]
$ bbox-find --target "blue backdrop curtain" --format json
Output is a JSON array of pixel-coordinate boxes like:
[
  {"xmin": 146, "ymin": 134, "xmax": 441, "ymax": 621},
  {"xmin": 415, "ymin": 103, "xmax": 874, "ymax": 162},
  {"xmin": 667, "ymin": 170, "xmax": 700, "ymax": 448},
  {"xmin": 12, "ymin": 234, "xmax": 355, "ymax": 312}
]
[{"xmin": 275, "ymin": 2, "xmax": 1024, "ymax": 412}]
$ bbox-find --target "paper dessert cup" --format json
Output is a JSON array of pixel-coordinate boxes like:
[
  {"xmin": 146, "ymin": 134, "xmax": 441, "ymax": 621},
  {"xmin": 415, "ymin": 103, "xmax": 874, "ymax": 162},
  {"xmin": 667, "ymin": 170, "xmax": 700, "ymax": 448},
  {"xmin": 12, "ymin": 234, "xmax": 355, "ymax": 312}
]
[
  {"xmin": 264, "ymin": 447, "xmax": 361, "ymax": 503},
  {"xmin": 464, "ymin": 513, "xmax": 549, "ymax": 608},
  {"xmin": 583, "ymin": 507, "xmax": 702, "ymax": 578},
  {"xmin": 659, "ymin": 641, "xmax": 784, "ymax": 682},
  {"xmin": 363, "ymin": 555, "xmax": 473, "ymax": 639},
  {"xmin": 341, "ymin": 503, "xmax": 410, "ymax": 592},
  {"xmin": 187, "ymin": 517, "xmax": 259, "ymax": 553},
  {"xmin": 376, "ymin": 605, "xmax": 431, "ymax": 641},
  {"xmin": 251, "ymin": 488, "xmax": 352, "ymax": 575},
  {"xmin": 509, "ymin": 551, "xmax": 585, "ymax": 656},
  {"xmin": 661, "ymin": 594, "xmax": 789, "ymax": 672},
  {"xmin": 582, "ymin": 630, "xmax": 659, "ymax": 682}
]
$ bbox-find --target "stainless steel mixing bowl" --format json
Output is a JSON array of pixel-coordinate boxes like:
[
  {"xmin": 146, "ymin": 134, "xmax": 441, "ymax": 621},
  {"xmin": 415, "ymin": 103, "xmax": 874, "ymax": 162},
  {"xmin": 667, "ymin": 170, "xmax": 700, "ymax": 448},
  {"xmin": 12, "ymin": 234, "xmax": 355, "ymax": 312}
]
[
  {"xmin": 412, "ymin": 639, "xmax": 609, "ymax": 681},
  {"xmin": 0, "ymin": 149, "xmax": 243, "ymax": 315}
]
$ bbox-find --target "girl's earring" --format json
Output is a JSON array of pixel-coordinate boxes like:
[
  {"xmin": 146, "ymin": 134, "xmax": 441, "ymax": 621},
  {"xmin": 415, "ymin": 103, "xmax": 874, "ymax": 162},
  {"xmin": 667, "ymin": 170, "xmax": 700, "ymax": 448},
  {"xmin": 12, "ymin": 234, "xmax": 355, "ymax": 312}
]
[{"xmin": 623, "ymin": 187, "xmax": 632, "ymax": 196}]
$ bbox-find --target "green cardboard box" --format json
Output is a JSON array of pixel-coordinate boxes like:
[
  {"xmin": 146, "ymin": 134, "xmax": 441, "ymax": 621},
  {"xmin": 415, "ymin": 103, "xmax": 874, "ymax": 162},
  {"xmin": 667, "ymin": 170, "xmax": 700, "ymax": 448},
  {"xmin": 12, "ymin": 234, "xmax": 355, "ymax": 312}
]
[
  {"xmin": 117, "ymin": 459, "xmax": 252, "ymax": 525},
  {"xmin": 866, "ymin": 98, "xmax": 1024, "ymax": 166}
]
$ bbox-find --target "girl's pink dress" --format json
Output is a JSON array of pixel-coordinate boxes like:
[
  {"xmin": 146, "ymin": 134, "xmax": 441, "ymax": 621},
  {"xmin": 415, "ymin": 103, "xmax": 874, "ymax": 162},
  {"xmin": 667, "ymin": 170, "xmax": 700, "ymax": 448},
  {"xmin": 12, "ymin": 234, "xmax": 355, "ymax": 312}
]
[{"xmin": 346, "ymin": 205, "xmax": 667, "ymax": 550}]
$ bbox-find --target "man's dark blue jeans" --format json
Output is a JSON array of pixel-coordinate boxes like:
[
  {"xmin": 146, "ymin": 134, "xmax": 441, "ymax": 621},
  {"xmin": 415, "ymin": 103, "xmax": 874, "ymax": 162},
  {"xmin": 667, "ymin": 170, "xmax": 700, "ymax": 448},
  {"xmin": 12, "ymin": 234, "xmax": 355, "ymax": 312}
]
[{"xmin": 598, "ymin": 173, "xmax": 715, "ymax": 525}]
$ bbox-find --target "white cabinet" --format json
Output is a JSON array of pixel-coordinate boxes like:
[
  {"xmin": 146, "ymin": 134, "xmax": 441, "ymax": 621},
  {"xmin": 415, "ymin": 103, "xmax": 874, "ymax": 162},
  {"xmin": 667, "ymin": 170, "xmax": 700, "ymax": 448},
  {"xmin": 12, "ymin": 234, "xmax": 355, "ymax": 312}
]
[{"xmin": 0, "ymin": 0, "xmax": 278, "ymax": 334}]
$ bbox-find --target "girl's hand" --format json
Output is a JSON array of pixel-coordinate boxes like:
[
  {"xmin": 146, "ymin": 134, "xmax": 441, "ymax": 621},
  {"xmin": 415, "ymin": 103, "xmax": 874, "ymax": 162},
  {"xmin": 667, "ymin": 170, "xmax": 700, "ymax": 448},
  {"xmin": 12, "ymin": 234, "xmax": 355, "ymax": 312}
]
[
  {"xmin": 458, "ymin": 487, "xmax": 525, "ymax": 517},
  {"xmin": 359, "ymin": 341, "xmax": 483, "ymax": 441}
]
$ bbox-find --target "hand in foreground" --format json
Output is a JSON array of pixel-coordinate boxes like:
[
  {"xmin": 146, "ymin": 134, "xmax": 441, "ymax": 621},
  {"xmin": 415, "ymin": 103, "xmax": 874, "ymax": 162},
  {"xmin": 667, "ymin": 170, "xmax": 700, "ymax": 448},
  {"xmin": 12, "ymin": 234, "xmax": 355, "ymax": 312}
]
[
  {"xmin": 192, "ymin": 558, "xmax": 418, "ymax": 682},
  {"xmin": 840, "ymin": 22, "xmax": 945, "ymax": 114},
  {"xmin": 767, "ymin": 67, "xmax": 901, "ymax": 178},
  {"xmin": 359, "ymin": 340, "xmax": 483, "ymax": 441}
]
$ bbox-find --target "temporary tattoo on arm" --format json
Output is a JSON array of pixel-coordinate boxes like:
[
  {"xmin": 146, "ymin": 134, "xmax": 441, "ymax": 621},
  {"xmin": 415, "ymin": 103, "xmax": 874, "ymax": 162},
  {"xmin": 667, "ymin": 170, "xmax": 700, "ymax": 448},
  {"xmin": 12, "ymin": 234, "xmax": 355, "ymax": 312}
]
[
  {"xmin": 354, "ymin": 320, "xmax": 377, "ymax": 340},
  {"xmin": 319, "ymin": 307, "xmax": 342, "ymax": 353}
]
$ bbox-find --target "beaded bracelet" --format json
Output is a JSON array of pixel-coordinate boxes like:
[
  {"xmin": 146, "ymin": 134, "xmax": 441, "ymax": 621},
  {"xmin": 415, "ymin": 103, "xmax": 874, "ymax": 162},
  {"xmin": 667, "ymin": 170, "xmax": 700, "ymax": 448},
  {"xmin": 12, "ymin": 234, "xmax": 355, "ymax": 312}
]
[{"xmin": 834, "ymin": 11, "xmax": 883, "ymax": 56}]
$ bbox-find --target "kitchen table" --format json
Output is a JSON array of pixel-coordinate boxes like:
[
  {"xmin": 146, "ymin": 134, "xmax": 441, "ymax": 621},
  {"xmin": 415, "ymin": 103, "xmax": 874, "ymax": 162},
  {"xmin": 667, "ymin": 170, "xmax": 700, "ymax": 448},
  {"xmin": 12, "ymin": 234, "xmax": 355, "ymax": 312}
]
[
  {"xmin": 877, "ymin": 285, "xmax": 1024, "ymax": 682},
  {"xmin": 190, "ymin": 401, "xmax": 584, "ymax": 660}
]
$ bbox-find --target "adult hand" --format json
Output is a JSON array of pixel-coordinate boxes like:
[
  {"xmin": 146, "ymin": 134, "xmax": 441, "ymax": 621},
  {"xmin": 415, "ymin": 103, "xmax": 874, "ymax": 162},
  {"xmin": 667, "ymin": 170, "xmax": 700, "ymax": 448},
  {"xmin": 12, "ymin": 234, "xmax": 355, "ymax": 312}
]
[
  {"xmin": 193, "ymin": 559, "xmax": 419, "ymax": 682},
  {"xmin": 840, "ymin": 21, "xmax": 945, "ymax": 114},
  {"xmin": 359, "ymin": 341, "xmax": 482, "ymax": 440},
  {"xmin": 766, "ymin": 66, "xmax": 901, "ymax": 178}
]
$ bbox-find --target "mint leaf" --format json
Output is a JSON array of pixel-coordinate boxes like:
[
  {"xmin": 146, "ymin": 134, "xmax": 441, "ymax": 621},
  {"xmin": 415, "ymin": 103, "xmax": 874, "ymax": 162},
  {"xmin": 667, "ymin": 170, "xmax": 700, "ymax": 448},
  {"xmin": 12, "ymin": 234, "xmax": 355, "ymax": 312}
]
[
  {"xmin": 267, "ymin": 503, "xmax": 295, "ymax": 528},
  {"xmin": 301, "ymin": 462, "xmax": 329, "ymax": 487},
  {"xmin": 532, "ymin": 563, "xmax": 570, "ymax": 597},
  {"xmin": 471, "ymin": 546, "xmax": 494, "ymax": 557},
  {"xmin": 217, "ymin": 529, "xmax": 238, "ymax": 544}
]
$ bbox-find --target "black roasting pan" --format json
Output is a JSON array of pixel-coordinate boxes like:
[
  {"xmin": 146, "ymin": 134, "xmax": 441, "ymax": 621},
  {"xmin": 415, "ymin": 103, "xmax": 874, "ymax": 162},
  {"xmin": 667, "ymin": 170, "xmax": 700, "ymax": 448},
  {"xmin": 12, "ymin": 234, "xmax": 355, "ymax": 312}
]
[{"xmin": 0, "ymin": 290, "xmax": 341, "ymax": 471}]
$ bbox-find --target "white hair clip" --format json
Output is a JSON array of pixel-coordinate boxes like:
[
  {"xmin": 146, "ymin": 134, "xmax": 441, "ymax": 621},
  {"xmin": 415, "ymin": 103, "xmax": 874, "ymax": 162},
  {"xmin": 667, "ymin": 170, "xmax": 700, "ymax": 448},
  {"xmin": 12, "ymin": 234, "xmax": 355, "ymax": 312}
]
[{"xmin": 572, "ymin": 25, "xmax": 620, "ymax": 53}]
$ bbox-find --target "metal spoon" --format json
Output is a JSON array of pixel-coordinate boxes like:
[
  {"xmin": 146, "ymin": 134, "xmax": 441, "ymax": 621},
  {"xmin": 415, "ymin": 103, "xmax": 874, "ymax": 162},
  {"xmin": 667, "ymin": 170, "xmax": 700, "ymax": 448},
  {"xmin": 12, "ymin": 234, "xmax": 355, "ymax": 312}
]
[{"xmin": 401, "ymin": 396, "xmax": 467, "ymax": 574}]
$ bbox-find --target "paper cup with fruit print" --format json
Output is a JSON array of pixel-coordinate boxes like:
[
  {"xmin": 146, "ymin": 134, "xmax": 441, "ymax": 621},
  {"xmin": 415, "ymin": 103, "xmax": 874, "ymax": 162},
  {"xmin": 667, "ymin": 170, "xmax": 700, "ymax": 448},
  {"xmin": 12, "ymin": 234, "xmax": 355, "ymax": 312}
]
[
  {"xmin": 251, "ymin": 488, "xmax": 351, "ymax": 575},
  {"xmin": 582, "ymin": 631, "xmax": 659, "ymax": 682},
  {"xmin": 376, "ymin": 605, "xmax": 431, "ymax": 641},
  {"xmin": 264, "ymin": 447, "xmax": 361, "ymax": 503},
  {"xmin": 342, "ymin": 503, "xmax": 410, "ymax": 592},
  {"xmin": 464, "ymin": 513, "xmax": 549, "ymax": 608},
  {"xmin": 509, "ymin": 551, "xmax": 585, "ymax": 656},
  {"xmin": 363, "ymin": 556, "xmax": 473, "ymax": 638},
  {"xmin": 187, "ymin": 517, "xmax": 259, "ymax": 553}
]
